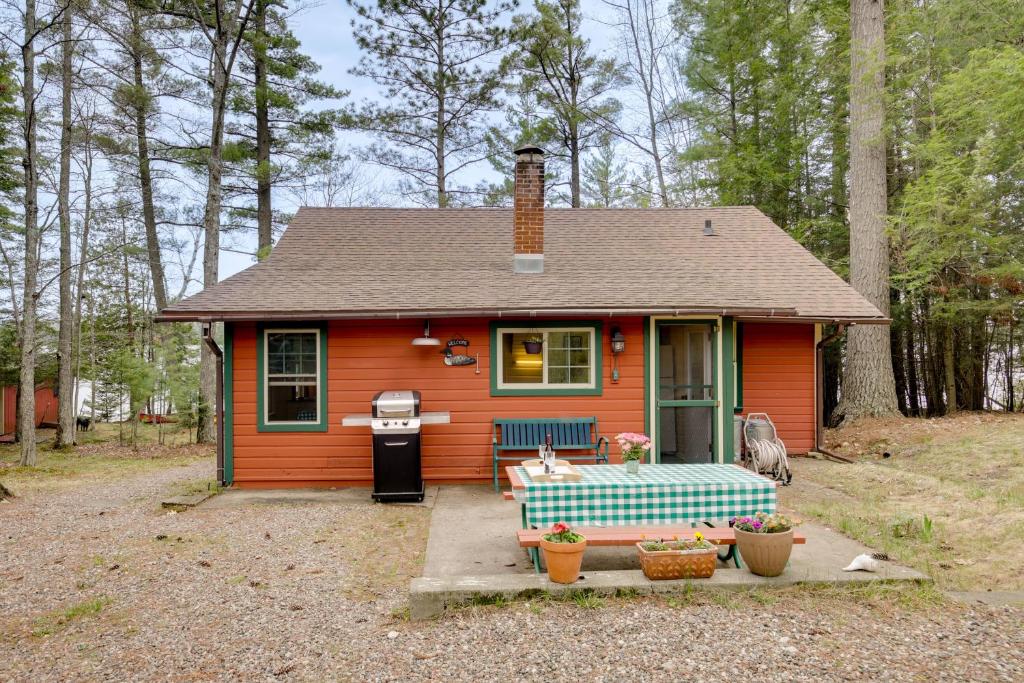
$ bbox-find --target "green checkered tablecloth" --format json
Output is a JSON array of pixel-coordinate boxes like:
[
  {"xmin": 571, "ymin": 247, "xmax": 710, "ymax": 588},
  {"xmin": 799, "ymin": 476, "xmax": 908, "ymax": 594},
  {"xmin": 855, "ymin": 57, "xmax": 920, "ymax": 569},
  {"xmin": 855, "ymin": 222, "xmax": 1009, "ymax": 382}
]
[{"xmin": 515, "ymin": 464, "xmax": 776, "ymax": 528}]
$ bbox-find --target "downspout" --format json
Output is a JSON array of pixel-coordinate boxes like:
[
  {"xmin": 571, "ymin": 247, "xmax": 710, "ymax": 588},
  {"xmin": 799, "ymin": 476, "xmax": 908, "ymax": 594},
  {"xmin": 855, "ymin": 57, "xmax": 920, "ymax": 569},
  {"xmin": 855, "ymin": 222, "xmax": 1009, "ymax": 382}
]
[
  {"xmin": 201, "ymin": 323, "xmax": 225, "ymax": 486},
  {"xmin": 815, "ymin": 324, "xmax": 853, "ymax": 462}
]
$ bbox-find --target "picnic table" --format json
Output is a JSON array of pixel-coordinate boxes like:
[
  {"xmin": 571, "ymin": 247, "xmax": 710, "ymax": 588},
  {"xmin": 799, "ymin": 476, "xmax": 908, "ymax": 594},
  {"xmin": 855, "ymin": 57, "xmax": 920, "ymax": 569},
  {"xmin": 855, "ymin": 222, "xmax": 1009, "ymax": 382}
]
[
  {"xmin": 506, "ymin": 463, "xmax": 779, "ymax": 571},
  {"xmin": 508, "ymin": 463, "xmax": 777, "ymax": 528}
]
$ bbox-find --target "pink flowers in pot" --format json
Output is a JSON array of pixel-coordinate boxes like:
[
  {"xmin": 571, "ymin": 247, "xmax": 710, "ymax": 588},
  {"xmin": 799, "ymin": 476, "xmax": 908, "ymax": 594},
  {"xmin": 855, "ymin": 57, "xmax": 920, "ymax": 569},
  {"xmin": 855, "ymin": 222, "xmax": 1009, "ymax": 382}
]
[{"xmin": 615, "ymin": 432, "xmax": 652, "ymax": 462}]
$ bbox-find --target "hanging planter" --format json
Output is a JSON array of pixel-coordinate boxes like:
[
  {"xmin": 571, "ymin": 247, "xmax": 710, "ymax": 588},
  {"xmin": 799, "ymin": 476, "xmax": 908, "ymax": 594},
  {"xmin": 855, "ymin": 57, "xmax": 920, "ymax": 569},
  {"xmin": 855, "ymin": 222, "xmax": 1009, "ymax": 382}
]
[{"xmin": 522, "ymin": 335, "xmax": 544, "ymax": 355}]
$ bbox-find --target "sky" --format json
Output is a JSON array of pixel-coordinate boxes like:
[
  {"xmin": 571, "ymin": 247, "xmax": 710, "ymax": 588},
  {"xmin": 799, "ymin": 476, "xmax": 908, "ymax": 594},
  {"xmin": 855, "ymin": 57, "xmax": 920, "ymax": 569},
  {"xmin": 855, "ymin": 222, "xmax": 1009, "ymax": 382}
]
[{"xmin": 218, "ymin": 0, "xmax": 622, "ymax": 280}]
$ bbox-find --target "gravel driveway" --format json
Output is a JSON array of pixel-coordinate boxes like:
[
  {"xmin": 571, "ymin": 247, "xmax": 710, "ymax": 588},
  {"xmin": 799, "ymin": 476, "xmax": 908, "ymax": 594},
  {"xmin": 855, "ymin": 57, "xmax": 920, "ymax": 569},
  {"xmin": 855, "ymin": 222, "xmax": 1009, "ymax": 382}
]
[{"xmin": 2, "ymin": 459, "xmax": 1021, "ymax": 682}]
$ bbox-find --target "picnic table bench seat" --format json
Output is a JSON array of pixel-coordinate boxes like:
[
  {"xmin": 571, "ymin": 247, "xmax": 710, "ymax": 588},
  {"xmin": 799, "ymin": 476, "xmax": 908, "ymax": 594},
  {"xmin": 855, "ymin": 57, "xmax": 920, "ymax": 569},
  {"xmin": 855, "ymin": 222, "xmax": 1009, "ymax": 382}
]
[{"xmin": 492, "ymin": 417, "xmax": 609, "ymax": 490}]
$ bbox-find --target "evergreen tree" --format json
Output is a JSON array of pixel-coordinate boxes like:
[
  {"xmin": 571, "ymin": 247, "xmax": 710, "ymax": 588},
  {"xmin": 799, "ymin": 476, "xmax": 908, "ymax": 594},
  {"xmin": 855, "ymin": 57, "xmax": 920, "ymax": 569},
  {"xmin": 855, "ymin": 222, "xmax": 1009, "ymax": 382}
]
[
  {"xmin": 345, "ymin": 0, "xmax": 515, "ymax": 207},
  {"xmin": 226, "ymin": 0, "xmax": 346, "ymax": 256},
  {"xmin": 510, "ymin": 0, "xmax": 621, "ymax": 206}
]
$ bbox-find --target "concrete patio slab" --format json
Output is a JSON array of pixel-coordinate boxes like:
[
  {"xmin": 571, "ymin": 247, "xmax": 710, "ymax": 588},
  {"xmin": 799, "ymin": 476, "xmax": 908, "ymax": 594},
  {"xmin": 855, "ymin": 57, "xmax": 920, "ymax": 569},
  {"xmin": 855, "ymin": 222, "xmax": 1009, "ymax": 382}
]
[
  {"xmin": 199, "ymin": 485, "xmax": 439, "ymax": 509},
  {"xmin": 414, "ymin": 483, "xmax": 931, "ymax": 618}
]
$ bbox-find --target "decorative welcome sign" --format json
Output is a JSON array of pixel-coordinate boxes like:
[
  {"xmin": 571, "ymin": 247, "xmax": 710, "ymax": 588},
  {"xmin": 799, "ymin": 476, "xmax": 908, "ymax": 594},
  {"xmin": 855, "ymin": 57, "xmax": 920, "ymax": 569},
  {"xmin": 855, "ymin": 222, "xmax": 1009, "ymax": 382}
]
[{"xmin": 441, "ymin": 336, "xmax": 476, "ymax": 366}]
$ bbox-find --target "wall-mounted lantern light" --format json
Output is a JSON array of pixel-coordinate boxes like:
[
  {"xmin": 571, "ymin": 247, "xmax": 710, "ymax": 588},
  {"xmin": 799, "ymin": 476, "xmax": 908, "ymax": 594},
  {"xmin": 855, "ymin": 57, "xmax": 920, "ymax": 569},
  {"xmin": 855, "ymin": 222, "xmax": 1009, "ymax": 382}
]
[
  {"xmin": 610, "ymin": 327, "xmax": 626, "ymax": 355},
  {"xmin": 610, "ymin": 327, "xmax": 625, "ymax": 382}
]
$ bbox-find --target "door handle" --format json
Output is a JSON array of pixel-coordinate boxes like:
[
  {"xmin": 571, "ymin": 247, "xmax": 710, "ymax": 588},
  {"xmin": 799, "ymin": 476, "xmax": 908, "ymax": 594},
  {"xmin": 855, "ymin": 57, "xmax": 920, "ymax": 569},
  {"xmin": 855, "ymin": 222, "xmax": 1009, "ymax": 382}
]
[{"xmin": 384, "ymin": 440, "xmax": 409, "ymax": 447}]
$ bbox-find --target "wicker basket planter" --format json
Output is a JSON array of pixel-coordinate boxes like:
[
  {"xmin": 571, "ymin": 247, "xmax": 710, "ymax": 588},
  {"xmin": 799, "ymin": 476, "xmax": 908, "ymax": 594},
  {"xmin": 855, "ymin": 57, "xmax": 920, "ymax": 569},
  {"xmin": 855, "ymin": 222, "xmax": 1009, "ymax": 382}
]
[{"xmin": 636, "ymin": 543, "xmax": 718, "ymax": 580}]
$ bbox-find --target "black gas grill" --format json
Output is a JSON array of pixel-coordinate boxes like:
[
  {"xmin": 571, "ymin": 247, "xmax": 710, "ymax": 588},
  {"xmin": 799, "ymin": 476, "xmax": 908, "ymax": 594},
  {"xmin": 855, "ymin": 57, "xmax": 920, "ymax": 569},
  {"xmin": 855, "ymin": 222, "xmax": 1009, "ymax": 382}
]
[{"xmin": 370, "ymin": 390, "xmax": 424, "ymax": 502}]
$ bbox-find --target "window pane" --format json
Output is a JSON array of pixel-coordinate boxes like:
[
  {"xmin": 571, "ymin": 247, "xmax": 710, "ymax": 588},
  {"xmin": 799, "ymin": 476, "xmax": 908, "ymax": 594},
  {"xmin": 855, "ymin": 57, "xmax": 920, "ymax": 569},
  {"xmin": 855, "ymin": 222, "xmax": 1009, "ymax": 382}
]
[
  {"xmin": 267, "ymin": 383, "xmax": 318, "ymax": 422},
  {"xmin": 501, "ymin": 332, "xmax": 543, "ymax": 384},
  {"xmin": 268, "ymin": 355, "xmax": 284, "ymax": 374},
  {"xmin": 547, "ymin": 348, "xmax": 567, "ymax": 366},
  {"xmin": 548, "ymin": 366, "xmax": 568, "ymax": 384},
  {"xmin": 548, "ymin": 332, "xmax": 569, "ymax": 349},
  {"xmin": 299, "ymin": 352, "xmax": 317, "ymax": 374},
  {"xmin": 569, "ymin": 367, "xmax": 589, "ymax": 384}
]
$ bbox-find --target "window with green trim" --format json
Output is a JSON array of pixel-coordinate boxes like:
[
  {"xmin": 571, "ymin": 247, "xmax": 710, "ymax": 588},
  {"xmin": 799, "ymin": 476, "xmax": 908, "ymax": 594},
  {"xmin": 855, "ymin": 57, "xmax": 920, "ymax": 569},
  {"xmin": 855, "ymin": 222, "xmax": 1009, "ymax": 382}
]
[
  {"xmin": 258, "ymin": 326, "xmax": 328, "ymax": 431},
  {"xmin": 490, "ymin": 323, "xmax": 602, "ymax": 396}
]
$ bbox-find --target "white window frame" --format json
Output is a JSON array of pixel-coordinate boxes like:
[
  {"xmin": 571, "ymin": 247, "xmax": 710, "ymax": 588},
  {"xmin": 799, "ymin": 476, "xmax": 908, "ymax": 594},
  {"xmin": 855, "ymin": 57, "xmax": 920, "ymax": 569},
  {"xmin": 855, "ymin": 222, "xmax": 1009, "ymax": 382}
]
[
  {"xmin": 263, "ymin": 327, "xmax": 322, "ymax": 426},
  {"xmin": 495, "ymin": 326, "xmax": 597, "ymax": 391}
]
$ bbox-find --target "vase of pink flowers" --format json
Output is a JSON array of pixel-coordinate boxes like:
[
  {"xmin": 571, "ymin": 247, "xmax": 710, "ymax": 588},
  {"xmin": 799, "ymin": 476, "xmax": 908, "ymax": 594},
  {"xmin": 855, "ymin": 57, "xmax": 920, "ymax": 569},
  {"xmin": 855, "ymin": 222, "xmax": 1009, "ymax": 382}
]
[{"xmin": 616, "ymin": 432, "xmax": 651, "ymax": 474}]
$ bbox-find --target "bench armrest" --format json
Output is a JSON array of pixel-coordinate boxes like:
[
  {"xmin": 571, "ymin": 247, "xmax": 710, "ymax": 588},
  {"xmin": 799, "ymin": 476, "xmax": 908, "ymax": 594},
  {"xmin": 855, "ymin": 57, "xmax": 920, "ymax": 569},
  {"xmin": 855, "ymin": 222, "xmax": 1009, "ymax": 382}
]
[{"xmin": 596, "ymin": 436, "xmax": 610, "ymax": 458}]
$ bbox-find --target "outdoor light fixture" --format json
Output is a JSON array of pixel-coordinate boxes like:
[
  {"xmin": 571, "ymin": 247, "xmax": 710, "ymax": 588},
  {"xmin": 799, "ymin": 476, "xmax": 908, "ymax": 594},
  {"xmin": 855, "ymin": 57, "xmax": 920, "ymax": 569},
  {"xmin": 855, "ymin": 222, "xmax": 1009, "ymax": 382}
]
[
  {"xmin": 411, "ymin": 320, "xmax": 441, "ymax": 346},
  {"xmin": 610, "ymin": 327, "xmax": 626, "ymax": 382},
  {"xmin": 610, "ymin": 327, "xmax": 626, "ymax": 355}
]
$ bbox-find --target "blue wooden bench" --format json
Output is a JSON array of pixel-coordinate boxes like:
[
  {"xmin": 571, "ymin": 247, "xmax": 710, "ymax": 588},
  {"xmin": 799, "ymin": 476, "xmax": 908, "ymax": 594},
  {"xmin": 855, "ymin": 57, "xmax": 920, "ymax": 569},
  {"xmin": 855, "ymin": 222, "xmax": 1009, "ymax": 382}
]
[{"xmin": 492, "ymin": 417, "xmax": 609, "ymax": 491}]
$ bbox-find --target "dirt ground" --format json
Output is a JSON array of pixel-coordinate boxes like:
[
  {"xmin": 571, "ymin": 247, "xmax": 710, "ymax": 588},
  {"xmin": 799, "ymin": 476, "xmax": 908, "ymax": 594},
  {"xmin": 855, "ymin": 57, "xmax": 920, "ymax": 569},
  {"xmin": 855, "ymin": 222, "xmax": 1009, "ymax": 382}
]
[
  {"xmin": 2, "ymin": 420, "xmax": 1023, "ymax": 681},
  {"xmin": 782, "ymin": 412, "xmax": 1024, "ymax": 590}
]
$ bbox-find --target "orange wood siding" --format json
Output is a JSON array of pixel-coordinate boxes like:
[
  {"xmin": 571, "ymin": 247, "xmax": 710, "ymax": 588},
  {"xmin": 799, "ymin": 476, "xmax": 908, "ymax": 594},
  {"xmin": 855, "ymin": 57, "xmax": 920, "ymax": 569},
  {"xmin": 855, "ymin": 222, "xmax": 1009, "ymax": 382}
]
[
  {"xmin": 741, "ymin": 323, "xmax": 816, "ymax": 454},
  {"xmin": 230, "ymin": 318, "xmax": 645, "ymax": 487}
]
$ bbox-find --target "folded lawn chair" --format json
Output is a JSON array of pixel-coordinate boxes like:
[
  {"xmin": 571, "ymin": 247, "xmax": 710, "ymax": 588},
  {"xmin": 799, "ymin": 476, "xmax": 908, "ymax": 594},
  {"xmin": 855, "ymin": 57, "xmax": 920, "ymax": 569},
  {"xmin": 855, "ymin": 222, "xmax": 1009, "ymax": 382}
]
[{"xmin": 742, "ymin": 413, "xmax": 792, "ymax": 485}]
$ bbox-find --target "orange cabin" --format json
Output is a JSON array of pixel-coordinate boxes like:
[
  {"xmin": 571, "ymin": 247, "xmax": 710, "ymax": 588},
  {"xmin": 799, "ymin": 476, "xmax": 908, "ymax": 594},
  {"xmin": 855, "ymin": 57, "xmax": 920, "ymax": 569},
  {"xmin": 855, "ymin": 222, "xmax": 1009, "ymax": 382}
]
[{"xmin": 157, "ymin": 147, "xmax": 885, "ymax": 488}]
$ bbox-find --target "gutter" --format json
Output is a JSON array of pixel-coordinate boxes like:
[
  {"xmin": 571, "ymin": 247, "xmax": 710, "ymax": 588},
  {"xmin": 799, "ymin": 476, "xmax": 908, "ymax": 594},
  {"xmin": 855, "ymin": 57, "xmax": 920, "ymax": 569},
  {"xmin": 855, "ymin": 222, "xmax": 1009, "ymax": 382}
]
[
  {"xmin": 814, "ymin": 323, "xmax": 849, "ymax": 459},
  {"xmin": 153, "ymin": 306, "xmax": 867, "ymax": 324},
  {"xmin": 201, "ymin": 323, "xmax": 225, "ymax": 486}
]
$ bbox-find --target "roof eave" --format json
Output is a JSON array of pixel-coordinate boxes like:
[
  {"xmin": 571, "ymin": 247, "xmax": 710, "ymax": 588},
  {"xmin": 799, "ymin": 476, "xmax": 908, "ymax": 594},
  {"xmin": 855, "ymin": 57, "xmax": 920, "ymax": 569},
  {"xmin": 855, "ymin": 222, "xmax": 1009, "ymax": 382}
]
[{"xmin": 154, "ymin": 306, "xmax": 888, "ymax": 324}]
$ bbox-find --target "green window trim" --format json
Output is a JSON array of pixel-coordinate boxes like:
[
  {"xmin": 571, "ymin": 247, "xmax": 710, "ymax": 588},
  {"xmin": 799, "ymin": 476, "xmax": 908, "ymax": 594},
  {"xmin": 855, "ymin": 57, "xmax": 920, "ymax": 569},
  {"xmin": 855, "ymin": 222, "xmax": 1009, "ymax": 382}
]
[
  {"xmin": 489, "ymin": 320, "xmax": 603, "ymax": 396},
  {"xmin": 734, "ymin": 321, "xmax": 744, "ymax": 413},
  {"xmin": 256, "ymin": 322, "xmax": 329, "ymax": 432}
]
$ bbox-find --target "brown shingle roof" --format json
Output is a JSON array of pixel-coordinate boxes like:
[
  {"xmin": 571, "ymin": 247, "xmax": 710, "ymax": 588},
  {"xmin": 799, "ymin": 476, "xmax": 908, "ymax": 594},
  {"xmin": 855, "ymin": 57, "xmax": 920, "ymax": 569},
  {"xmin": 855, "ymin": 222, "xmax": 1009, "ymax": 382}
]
[{"xmin": 157, "ymin": 206, "xmax": 885, "ymax": 322}]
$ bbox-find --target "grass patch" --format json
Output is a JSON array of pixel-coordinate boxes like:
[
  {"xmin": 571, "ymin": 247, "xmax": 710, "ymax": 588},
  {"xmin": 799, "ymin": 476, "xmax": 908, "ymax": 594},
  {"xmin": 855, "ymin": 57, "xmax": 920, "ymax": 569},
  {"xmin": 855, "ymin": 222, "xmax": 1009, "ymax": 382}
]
[
  {"xmin": 469, "ymin": 593, "xmax": 511, "ymax": 608},
  {"xmin": 564, "ymin": 589, "xmax": 605, "ymax": 609},
  {"xmin": 32, "ymin": 596, "xmax": 111, "ymax": 638},
  {"xmin": 782, "ymin": 413, "xmax": 1024, "ymax": 591},
  {"xmin": 0, "ymin": 425, "xmax": 211, "ymax": 494}
]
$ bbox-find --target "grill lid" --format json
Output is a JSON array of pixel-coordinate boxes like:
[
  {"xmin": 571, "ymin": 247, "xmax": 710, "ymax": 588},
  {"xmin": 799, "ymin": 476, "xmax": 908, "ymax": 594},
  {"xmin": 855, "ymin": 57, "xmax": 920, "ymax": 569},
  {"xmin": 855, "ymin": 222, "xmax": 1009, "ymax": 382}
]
[{"xmin": 371, "ymin": 390, "xmax": 421, "ymax": 417}]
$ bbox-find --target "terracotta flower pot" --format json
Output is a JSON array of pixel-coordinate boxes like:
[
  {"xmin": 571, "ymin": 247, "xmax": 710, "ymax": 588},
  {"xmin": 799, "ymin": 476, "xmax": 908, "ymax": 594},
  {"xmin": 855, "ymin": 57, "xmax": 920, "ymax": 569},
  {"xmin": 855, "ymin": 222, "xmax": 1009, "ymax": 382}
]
[
  {"xmin": 734, "ymin": 528, "xmax": 794, "ymax": 577},
  {"xmin": 540, "ymin": 537, "xmax": 587, "ymax": 584}
]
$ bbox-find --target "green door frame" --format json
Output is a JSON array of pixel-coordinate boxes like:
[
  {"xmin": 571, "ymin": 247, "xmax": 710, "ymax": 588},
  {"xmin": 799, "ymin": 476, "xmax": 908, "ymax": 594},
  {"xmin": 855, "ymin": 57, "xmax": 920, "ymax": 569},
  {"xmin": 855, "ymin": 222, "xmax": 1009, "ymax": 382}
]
[{"xmin": 651, "ymin": 319, "xmax": 733, "ymax": 464}]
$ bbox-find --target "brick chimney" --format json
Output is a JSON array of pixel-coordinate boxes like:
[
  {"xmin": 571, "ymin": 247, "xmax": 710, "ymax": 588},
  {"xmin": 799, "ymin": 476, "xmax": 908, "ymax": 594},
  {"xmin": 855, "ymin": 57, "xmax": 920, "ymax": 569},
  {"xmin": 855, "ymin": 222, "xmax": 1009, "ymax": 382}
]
[{"xmin": 513, "ymin": 145, "xmax": 545, "ymax": 273}]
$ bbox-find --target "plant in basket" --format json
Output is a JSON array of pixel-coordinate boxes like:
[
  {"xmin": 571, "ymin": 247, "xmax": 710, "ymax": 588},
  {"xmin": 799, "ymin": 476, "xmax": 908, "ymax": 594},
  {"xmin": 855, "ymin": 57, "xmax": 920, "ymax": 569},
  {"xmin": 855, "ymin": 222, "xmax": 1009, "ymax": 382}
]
[
  {"xmin": 731, "ymin": 512, "xmax": 800, "ymax": 577},
  {"xmin": 636, "ymin": 532, "xmax": 719, "ymax": 580},
  {"xmin": 522, "ymin": 335, "xmax": 544, "ymax": 354},
  {"xmin": 539, "ymin": 522, "xmax": 586, "ymax": 584},
  {"xmin": 616, "ymin": 432, "xmax": 651, "ymax": 474}
]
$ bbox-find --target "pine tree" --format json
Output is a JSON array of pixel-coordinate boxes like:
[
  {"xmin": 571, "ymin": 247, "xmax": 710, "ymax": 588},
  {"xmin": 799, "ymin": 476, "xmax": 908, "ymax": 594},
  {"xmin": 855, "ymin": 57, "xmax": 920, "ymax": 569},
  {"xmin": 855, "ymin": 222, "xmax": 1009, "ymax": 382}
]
[
  {"xmin": 511, "ymin": 0, "xmax": 621, "ymax": 207},
  {"xmin": 226, "ymin": 0, "xmax": 345, "ymax": 256},
  {"xmin": 345, "ymin": 0, "xmax": 514, "ymax": 207},
  {"xmin": 837, "ymin": 0, "xmax": 899, "ymax": 420}
]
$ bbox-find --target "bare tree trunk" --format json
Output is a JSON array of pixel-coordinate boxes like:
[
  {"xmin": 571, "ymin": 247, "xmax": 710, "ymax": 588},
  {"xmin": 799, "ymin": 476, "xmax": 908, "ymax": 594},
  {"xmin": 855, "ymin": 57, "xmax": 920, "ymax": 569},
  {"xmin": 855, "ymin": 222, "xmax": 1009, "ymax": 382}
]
[
  {"xmin": 55, "ymin": 4, "xmax": 76, "ymax": 448},
  {"xmin": 904, "ymin": 300, "xmax": 921, "ymax": 416},
  {"xmin": 254, "ymin": 0, "xmax": 273, "ymax": 254},
  {"xmin": 569, "ymin": 119, "xmax": 580, "ymax": 207},
  {"xmin": 836, "ymin": 0, "xmax": 898, "ymax": 422},
  {"xmin": 434, "ymin": 1, "xmax": 447, "ymax": 209},
  {"xmin": 129, "ymin": 4, "xmax": 167, "ymax": 311},
  {"xmin": 943, "ymin": 320, "xmax": 957, "ymax": 413},
  {"xmin": 72, "ymin": 119, "xmax": 95, "ymax": 423},
  {"xmin": 18, "ymin": 0, "xmax": 40, "ymax": 467},
  {"xmin": 198, "ymin": 8, "xmax": 235, "ymax": 444}
]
